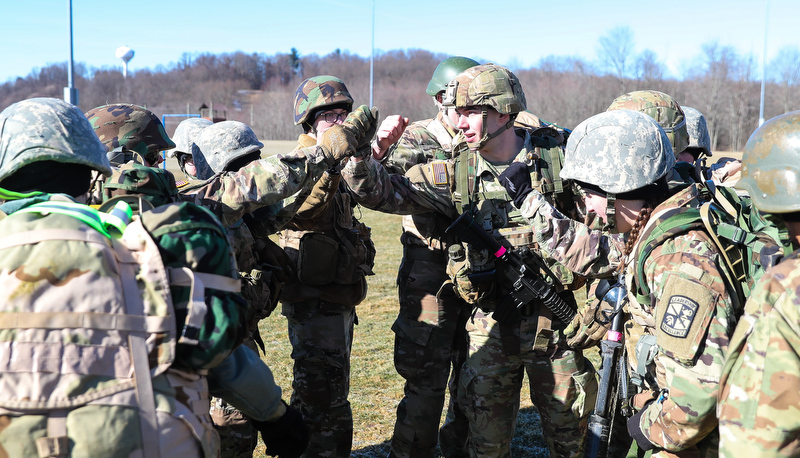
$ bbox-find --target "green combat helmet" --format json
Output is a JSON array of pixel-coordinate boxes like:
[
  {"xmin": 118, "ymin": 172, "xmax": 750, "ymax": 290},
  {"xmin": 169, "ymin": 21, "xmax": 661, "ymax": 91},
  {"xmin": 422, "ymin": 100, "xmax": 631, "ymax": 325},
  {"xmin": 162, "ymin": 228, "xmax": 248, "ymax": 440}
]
[
  {"xmin": 170, "ymin": 117, "xmax": 213, "ymax": 179},
  {"xmin": 607, "ymin": 90, "xmax": 689, "ymax": 157},
  {"xmin": 195, "ymin": 120, "xmax": 264, "ymax": 175},
  {"xmin": 738, "ymin": 110, "xmax": 800, "ymax": 213},
  {"xmin": 425, "ymin": 56, "xmax": 480, "ymax": 96},
  {"xmin": 561, "ymin": 110, "xmax": 675, "ymax": 231},
  {"xmin": 293, "ymin": 75, "xmax": 354, "ymax": 128},
  {"xmin": 442, "ymin": 63, "xmax": 527, "ymax": 149},
  {"xmin": 0, "ymin": 97, "xmax": 111, "ymax": 187},
  {"xmin": 85, "ymin": 103, "xmax": 176, "ymax": 166},
  {"xmin": 682, "ymin": 106, "xmax": 713, "ymax": 158}
]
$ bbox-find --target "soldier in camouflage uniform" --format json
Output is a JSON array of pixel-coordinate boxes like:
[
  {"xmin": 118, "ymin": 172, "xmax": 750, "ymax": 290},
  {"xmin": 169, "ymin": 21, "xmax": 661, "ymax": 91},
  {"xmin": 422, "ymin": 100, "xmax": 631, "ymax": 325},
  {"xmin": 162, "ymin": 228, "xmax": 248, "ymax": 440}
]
[
  {"xmin": 342, "ymin": 64, "xmax": 597, "ymax": 458},
  {"xmin": 187, "ymin": 120, "xmax": 273, "ymax": 458},
  {"xmin": 717, "ymin": 111, "xmax": 800, "ymax": 457},
  {"xmin": 274, "ymin": 76, "xmax": 381, "ymax": 458},
  {"xmin": 0, "ymin": 97, "xmax": 309, "ymax": 458},
  {"xmin": 369, "ymin": 56, "xmax": 479, "ymax": 458},
  {"xmin": 557, "ymin": 109, "xmax": 740, "ymax": 456},
  {"xmin": 682, "ymin": 106, "xmax": 743, "ymax": 189},
  {"xmin": 169, "ymin": 117, "xmax": 213, "ymax": 183}
]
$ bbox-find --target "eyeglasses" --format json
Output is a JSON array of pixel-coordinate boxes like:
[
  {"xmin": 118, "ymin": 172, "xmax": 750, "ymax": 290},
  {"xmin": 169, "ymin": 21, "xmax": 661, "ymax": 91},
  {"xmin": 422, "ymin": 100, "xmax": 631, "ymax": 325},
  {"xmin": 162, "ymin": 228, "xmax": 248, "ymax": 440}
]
[{"xmin": 316, "ymin": 110, "xmax": 348, "ymax": 123}]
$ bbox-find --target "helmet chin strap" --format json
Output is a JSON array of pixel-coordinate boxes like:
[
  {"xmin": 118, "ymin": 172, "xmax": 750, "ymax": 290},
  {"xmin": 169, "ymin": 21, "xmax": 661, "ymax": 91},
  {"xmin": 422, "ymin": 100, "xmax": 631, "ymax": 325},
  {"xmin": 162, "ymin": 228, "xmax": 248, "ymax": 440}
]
[
  {"xmin": 604, "ymin": 193, "xmax": 617, "ymax": 232},
  {"xmin": 472, "ymin": 107, "xmax": 515, "ymax": 151}
]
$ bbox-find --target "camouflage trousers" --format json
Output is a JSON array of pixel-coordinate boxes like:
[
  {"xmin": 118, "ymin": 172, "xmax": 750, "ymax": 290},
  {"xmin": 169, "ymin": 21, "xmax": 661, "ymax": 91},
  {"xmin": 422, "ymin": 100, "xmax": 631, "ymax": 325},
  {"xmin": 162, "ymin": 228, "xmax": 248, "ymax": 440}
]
[
  {"xmin": 282, "ymin": 299, "xmax": 355, "ymax": 458},
  {"xmin": 390, "ymin": 254, "xmax": 471, "ymax": 458},
  {"xmin": 460, "ymin": 309, "xmax": 598, "ymax": 458}
]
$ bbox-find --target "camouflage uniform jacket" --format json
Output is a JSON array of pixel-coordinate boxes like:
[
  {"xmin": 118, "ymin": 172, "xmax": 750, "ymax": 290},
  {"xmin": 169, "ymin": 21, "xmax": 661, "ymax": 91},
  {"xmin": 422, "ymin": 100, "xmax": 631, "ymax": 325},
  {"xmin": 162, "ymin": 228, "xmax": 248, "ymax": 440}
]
[
  {"xmin": 278, "ymin": 134, "xmax": 371, "ymax": 307},
  {"xmin": 625, "ymin": 184, "xmax": 738, "ymax": 453},
  {"xmin": 382, "ymin": 112, "xmax": 460, "ymax": 251},
  {"xmin": 179, "ymin": 146, "xmax": 330, "ymax": 230},
  {"xmin": 717, "ymin": 248, "xmax": 800, "ymax": 457},
  {"xmin": 342, "ymin": 127, "xmax": 577, "ymax": 293}
]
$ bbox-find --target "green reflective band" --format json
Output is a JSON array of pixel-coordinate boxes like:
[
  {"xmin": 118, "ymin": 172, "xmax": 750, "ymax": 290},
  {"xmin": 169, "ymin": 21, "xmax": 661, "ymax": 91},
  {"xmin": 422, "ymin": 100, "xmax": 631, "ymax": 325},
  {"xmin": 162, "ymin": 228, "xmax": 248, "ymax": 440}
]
[
  {"xmin": 16, "ymin": 201, "xmax": 112, "ymax": 238},
  {"xmin": 0, "ymin": 187, "xmax": 45, "ymax": 200},
  {"xmin": 100, "ymin": 200, "xmax": 133, "ymax": 237}
]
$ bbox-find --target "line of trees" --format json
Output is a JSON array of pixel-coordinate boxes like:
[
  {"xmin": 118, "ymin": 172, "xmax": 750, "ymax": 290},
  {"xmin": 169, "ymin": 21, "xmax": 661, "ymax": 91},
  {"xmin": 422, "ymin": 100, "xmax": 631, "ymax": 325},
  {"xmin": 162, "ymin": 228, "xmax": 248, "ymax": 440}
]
[{"xmin": 2, "ymin": 30, "xmax": 799, "ymax": 151}]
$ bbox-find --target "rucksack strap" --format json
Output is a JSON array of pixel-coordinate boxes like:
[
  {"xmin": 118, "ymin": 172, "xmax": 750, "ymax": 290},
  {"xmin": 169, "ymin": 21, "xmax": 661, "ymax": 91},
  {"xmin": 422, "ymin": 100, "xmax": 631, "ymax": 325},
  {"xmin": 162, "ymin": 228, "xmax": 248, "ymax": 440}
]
[
  {"xmin": 35, "ymin": 410, "xmax": 68, "ymax": 457},
  {"xmin": 168, "ymin": 267, "xmax": 241, "ymax": 346},
  {"xmin": 699, "ymin": 204, "xmax": 745, "ymax": 303}
]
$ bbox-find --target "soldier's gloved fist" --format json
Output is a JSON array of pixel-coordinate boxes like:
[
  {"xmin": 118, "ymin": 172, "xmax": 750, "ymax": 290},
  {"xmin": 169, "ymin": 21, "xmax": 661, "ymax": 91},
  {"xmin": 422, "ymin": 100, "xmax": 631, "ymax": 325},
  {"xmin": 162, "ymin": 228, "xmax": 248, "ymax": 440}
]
[
  {"xmin": 498, "ymin": 162, "xmax": 532, "ymax": 208},
  {"xmin": 318, "ymin": 124, "xmax": 358, "ymax": 166},
  {"xmin": 252, "ymin": 401, "xmax": 309, "ymax": 458},
  {"xmin": 564, "ymin": 299, "xmax": 615, "ymax": 349},
  {"xmin": 342, "ymin": 105, "xmax": 379, "ymax": 154}
]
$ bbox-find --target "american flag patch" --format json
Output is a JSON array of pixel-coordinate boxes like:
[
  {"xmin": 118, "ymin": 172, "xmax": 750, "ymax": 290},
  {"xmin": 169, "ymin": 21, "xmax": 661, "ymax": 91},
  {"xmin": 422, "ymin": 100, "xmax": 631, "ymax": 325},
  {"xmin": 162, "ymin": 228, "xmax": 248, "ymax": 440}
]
[{"xmin": 431, "ymin": 162, "xmax": 448, "ymax": 185}]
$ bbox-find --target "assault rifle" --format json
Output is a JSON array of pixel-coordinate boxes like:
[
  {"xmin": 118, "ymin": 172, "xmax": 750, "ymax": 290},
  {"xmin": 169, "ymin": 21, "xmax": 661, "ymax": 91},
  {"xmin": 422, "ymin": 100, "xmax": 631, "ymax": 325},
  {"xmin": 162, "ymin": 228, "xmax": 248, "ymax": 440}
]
[
  {"xmin": 444, "ymin": 211, "xmax": 576, "ymax": 324},
  {"xmin": 585, "ymin": 278, "xmax": 632, "ymax": 458}
]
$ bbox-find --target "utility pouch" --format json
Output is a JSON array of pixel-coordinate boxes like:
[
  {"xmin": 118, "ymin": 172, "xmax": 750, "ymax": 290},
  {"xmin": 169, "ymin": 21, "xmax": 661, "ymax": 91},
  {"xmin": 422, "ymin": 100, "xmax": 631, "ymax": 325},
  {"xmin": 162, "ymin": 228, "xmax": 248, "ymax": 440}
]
[{"xmin": 297, "ymin": 232, "xmax": 339, "ymax": 285}]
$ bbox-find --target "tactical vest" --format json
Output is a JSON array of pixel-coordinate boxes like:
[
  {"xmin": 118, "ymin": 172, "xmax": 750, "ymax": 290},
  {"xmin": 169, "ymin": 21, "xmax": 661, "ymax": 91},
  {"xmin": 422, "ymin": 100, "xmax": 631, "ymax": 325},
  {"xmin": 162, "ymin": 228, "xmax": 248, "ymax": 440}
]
[{"xmin": 0, "ymin": 196, "xmax": 242, "ymax": 458}]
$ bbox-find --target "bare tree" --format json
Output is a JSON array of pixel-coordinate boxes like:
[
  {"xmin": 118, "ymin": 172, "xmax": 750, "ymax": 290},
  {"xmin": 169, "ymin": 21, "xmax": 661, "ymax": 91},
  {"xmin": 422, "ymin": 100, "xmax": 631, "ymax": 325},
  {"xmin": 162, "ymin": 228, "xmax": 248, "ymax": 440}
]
[
  {"xmin": 634, "ymin": 49, "xmax": 666, "ymax": 87},
  {"xmin": 771, "ymin": 46, "xmax": 800, "ymax": 113},
  {"xmin": 597, "ymin": 26, "xmax": 635, "ymax": 91}
]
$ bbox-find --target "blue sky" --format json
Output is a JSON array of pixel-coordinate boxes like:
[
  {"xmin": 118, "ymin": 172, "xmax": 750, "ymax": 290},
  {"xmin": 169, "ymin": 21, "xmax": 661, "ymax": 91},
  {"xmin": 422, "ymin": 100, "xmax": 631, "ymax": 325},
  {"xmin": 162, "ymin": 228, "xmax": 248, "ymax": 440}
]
[{"xmin": 2, "ymin": 0, "xmax": 797, "ymax": 84}]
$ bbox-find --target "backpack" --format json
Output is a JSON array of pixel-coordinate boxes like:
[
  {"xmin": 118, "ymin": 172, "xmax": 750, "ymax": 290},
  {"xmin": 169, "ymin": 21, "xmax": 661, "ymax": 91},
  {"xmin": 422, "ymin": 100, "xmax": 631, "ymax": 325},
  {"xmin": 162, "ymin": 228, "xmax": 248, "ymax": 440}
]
[
  {"xmin": 634, "ymin": 180, "xmax": 793, "ymax": 306},
  {"xmin": 0, "ymin": 195, "xmax": 244, "ymax": 457}
]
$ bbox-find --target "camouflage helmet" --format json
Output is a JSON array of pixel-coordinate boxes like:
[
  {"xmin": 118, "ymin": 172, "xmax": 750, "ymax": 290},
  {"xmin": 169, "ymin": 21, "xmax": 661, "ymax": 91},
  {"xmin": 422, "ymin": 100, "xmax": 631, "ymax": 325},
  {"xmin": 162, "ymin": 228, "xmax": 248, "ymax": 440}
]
[
  {"xmin": 425, "ymin": 56, "xmax": 480, "ymax": 96},
  {"xmin": 169, "ymin": 117, "xmax": 213, "ymax": 158},
  {"xmin": 606, "ymin": 90, "xmax": 689, "ymax": 157},
  {"xmin": 0, "ymin": 97, "xmax": 112, "ymax": 184},
  {"xmin": 738, "ymin": 110, "xmax": 800, "ymax": 213},
  {"xmin": 442, "ymin": 63, "xmax": 527, "ymax": 115},
  {"xmin": 561, "ymin": 110, "xmax": 675, "ymax": 194},
  {"xmin": 293, "ymin": 76, "xmax": 354, "ymax": 126},
  {"xmin": 85, "ymin": 103, "xmax": 176, "ymax": 164},
  {"xmin": 102, "ymin": 161, "xmax": 179, "ymax": 209},
  {"xmin": 682, "ymin": 106, "xmax": 712, "ymax": 157},
  {"xmin": 196, "ymin": 120, "xmax": 263, "ymax": 174}
]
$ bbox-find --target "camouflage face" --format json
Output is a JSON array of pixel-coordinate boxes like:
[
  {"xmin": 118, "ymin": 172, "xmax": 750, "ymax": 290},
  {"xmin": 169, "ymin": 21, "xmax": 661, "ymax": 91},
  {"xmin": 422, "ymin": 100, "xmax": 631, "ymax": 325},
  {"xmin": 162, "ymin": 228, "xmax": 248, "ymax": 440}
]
[
  {"xmin": 607, "ymin": 90, "xmax": 689, "ymax": 157},
  {"xmin": 442, "ymin": 64, "xmax": 527, "ymax": 115},
  {"xmin": 682, "ymin": 106, "xmax": 712, "ymax": 158},
  {"xmin": 738, "ymin": 110, "xmax": 800, "ymax": 213},
  {"xmin": 0, "ymin": 97, "xmax": 112, "ymax": 184},
  {"xmin": 293, "ymin": 76, "xmax": 354, "ymax": 126},
  {"xmin": 195, "ymin": 121, "xmax": 263, "ymax": 174},
  {"xmin": 561, "ymin": 110, "xmax": 675, "ymax": 194},
  {"xmin": 425, "ymin": 56, "xmax": 480, "ymax": 96},
  {"xmin": 85, "ymin": 104, "xmax": 176, "ymax": 164}
]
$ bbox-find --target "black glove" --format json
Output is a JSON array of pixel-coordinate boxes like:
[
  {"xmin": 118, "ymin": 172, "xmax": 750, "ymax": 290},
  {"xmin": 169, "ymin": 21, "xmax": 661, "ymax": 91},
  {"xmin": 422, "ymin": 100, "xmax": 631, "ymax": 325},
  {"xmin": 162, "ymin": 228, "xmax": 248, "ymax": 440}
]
[
  {"xmin": 627, "ymin": 400, "xmax": 656, "ymax": 452},
  {"xmin": 498, "ymin": 162, "xmax": 532, "ymax": 209},
  {"xmin": 252, "ymin": 401, "xmax": 309, "ymax": 458}
]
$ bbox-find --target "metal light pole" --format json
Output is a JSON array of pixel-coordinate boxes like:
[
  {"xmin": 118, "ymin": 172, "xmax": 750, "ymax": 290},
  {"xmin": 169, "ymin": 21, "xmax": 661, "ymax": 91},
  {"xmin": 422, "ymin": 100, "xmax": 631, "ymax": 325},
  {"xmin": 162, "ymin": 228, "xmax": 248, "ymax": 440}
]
[
  {"xmin": 369, "ymin": 0, "xmax": 374, "ymax": 107},
  {"xmin": 759, "ymin": 0, "xmax": 769, "ymax": 126},
  {"xmin": 64, "ymin": 0, "xmax": 78, "ymax": 105}
]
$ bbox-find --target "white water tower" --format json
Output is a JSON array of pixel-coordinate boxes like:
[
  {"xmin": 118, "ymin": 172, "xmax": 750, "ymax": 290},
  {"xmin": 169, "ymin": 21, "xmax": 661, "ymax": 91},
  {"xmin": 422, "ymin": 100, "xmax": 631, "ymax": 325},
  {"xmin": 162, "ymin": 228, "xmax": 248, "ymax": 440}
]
[{"xmin": 116, "ymin": 46, "xmax": 134, "ymax": 78}]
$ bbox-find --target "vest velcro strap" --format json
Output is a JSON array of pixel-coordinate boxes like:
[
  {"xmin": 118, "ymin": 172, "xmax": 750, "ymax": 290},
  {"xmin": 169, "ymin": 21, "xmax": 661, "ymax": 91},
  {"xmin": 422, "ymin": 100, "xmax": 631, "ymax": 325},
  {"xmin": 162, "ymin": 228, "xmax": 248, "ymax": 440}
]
[
  {"xmin": 0, "ymin": 311, "xmax": 171, "ymax": 333},
  {"xmin": 129, "ymin": 334, "xmax": 161, "ymax": 458},
  {"xmin": 35, "ymin": 436, "xmax": 69, "ymax": 458}
]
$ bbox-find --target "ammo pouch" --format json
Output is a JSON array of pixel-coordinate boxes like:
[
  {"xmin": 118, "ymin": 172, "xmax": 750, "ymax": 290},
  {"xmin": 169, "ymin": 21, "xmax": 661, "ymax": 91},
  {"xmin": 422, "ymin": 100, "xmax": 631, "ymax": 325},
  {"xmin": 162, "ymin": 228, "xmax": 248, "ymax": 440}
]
[
  {"xmin": 297, "ymin": 232, "xmax": 340, "ymax": 285},
  {"xmin": 288, "ymin": 222, "xmax": 376, "ymax": 287}
]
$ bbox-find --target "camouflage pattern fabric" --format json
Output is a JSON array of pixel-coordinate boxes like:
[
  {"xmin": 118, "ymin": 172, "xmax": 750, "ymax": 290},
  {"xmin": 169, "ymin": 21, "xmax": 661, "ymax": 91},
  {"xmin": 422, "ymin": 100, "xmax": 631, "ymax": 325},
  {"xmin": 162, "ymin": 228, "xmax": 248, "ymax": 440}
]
[
  {"xmin": 682, "ymin": 107, "xmax": 712, "ymax": 158},
  {"xmin": 0, "ymin": 97, "xmax": 111, "ymax": 182},
  {"xmin": 717, "ymin": 249, "xmax": 800, "ymax": 457},
  {"xmin": 623, "ymin": 185, "xmax": 739, "ymax": 455},
  {"xmin": 171, "ymin": 117, "xmax": 213, "ymax": 180},
  {"xmin": 104, "ymin": 162, "xmax": 180, "ymax": 207},
  {"xmin": 442, "ymin": 64, "xmax": 526, "ymax": 115},
  {"xmin": 85, "ymin": 103, "xmax": 175, "ymax": 163},
  {"xmin": 179, "ymin": 145, "xmax": 330, "ymax": 228},
  {"xmin": 276, "ymin": 135, "xmax": 372, "ymax": 457},
  {"xmin": 382, "ymin": 113, "xmax": 471, "ymax": 458},
  {"xmin": 606, "ymin": 90, "xmax": 690, "ymax": 156},
  {"xmin": 341, "ymin": 129, "xmax": 598, "ymax": 457},
  {"xmin": 196, "ymin": 120, "xmax": 264, "ymax": 174},
  {"xmin": 294, "ymin": 76, "xmax": 354, "ymax": 126},
  {"xmin": 210, "ymin": 396, "xmax": 258, "ymax": 458},
  {"xmin": 560, "ymin": 110, "xmax": 675, "ymax": 194}
]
